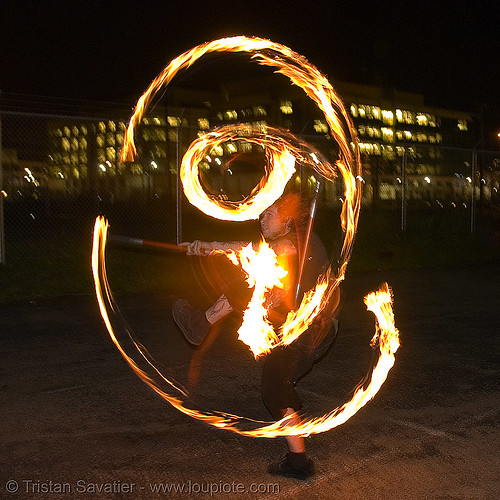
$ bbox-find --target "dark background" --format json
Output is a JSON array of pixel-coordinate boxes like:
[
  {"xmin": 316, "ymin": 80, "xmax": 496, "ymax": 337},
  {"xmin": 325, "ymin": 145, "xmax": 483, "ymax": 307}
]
[{"xmin": 1, "ymin": 0, "xmax": 499, "ymax": 145}]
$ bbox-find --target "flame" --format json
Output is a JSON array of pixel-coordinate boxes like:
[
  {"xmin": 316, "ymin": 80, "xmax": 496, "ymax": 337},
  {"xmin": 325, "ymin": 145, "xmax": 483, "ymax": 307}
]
[
  {"xmin": 92, "ymin": 36, "xmax": 401, "ymax": 438},
  {"xmin": 93, "ymin": 217, "xmax": 399, "ymax": 437},
  {"xmin": 224, "ymin": 241, "xmax": 332, "ymax": 355},
  {"xmin": 225, "ymin": 241, "xmax": 286, "ymax": 356},
  {"xmin": 179, "ymin": 125, "xmax": 298, "ymax": 221},
  {"xmin": 279, "ymin": 277, "xmax": 330, "ymax": 346},
  {"xmin": 118, "ymin": 35, "xmax": 361, "ymax": 357}
]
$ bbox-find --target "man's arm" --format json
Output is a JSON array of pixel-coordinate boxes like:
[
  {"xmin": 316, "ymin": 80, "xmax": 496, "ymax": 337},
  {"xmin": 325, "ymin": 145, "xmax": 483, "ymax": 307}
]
[{"xmin": 181, "ymin": 240, "xmax": 249, "ymax": 256}]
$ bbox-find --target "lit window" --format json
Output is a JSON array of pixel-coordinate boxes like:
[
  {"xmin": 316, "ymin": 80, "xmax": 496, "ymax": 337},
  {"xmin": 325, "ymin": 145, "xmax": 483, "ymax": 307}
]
[
  {"xmin": 116, "ymin": 133, "xmax": 124, "ymax": 145},
  {"xmin": 382, "ymin": 145, "xmax": 396, "ymax": 160},
  {"xmin": 106, "ymin": 133, "xmax": 115, "ymax": 146},
  {"xmin": 211, "ymin": 145, "xmax": 223, "ymax": 156},
  {"xmin": 280, "ymin": 100, "xmax": 293, "ymax": 114},
  {"xmin": 64, "ymin": 126, "xmax": 71, "ymax": 137},
  {"xmin": 253, "ymin": 106, "xmax": 267, "ymax": 117},
  {"xmin": 381, "ymin": 127, "xmax": 394, "ymax": 142},
  {"xmin": 314, "ymin": 120, "xmax": 329, "ymax": 133},
  {"xmin": 457, "ymin": 119, "xmax": 468, "ymax": 131},
  {"xmin": 350, "ymin": 104, "xmax": 358, "ymax": 117},
  {"xmin": 239, "ymin": 142, "xmax": 252, "ymax": 153},
  {"xmin": 119, "ymin": 122, "xmax": 126, "ymax": 130},
  {"xmin": 167, "ymin": 116, "xmax": 181, "ymax": 127},
  {"xmin": 396, "ymin": 131, "xmax": 403, "ymax": 140},
  {"xmin": 436, "ymin": 133, "xmax": 442, "ymax": 143},
  {"xmin": 399, "ymin": 110, "xmax": 414, "ymax": 124},
  {"xmin": 382, "ymin": 110, "xmax": 394, "ymax": 125},
  {"xmin": 358, "ymin": 125, "xmax": 366, "ymax": 135},
  {"xmin": 370, "ymin": 106, "xmax": 381, "ymax": 120},
  {"xmin": 357, "ymin": 105, "xmax": 381, "ymax": 120},
  {"xmin": 198, "ymin": 118, "xmax": 210, "ymax": 129},
  {"xmin": 358, "ymin": 142, "xmax": 381, "ymax": 155},
  {"xmin": 79, "ymin": 137, "xmax": 87, "ymax": 149},
  {"xmin": 224, "ymin": 110, "xmax": 238, "ymax": 120},
  {"xmin": 216, "ymin": 112, "xmax": 223, "ymax": 121},
  {"xmin": 108, "ymin": 121, "xmax": 116, "ymax": 132},
  {"xmin": 252, "ymin": 121, "xmax": 268, "ymax": 132},
  {"xmin": 106, "ymin": 147, "xmax": 116, "ymax": 161},
  {"xmin": 97, "ymin": 135, "xmax": 105, "ymax": 147},
  {"xmin": 98, "ymin": 122, "xmax": 106, "ymax": 133},
  {"xmin": 168, "ymin": 130, "xmax": 177, "ymax": 142},
  {"xmin": 62, "ymin": 137, "xmax": 70, "ymax": 151},
  {"xmin": 154, "ymin": 145, "xmax": 166, "ymax": 158},
  {"xmin": 81, "ymin": 125, "xmax": 88, "ymax": 135},
  {"xmin": 396, "ymin": 109, "xmax": 403, "ymax": 122},
  {"xmin": 153, "ymin": 129, "xmax": 166, "ymax": 141},
  {"xmin": 404, "ymin": 130, "xmax": 412, "ymax": 140},
  {"xmin": 72, "ymin": 126, "xmax": 79, "ymax": 136},
  {"xmin": 416, "ymin": 114, "xmax": 428, "ymax": 126},
  {"xmin": 225, "ymin": 142, "xmax": 237, "ymax": 154}
]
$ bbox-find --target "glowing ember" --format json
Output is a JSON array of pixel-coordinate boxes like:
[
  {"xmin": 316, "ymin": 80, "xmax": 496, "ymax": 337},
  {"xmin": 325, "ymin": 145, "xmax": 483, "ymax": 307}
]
[{"xmin": 91, "ymin": 36, "xmax": 400, "ymax": 438}]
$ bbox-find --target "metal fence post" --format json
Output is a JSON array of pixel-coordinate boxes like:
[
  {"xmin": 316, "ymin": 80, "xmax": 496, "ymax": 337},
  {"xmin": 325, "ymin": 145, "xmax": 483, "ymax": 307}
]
[
  {"xmin": 0, "ymin": 112, "xmax": 5, "ymax": 264},
  {"xmin": 471, "ymin": 149, "xmax": 476, "ymax": 233},
  {"xmin": 175, "ymin": 124, "xmax": 182, "ymax": 244},
  {"xmin": 401, "ymin": 148, "xmax": 407, "ymax": 231}
]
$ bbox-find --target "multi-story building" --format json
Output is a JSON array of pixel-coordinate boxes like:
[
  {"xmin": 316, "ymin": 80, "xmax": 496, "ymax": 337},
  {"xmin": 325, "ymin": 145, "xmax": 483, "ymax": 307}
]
[
  {"xmin": 5, "ymin": 77, "xmax": 490, "ymax": 207},
  {"xmin": 166, "ymin": 76, "xmax": 481, "ymax": 206}
]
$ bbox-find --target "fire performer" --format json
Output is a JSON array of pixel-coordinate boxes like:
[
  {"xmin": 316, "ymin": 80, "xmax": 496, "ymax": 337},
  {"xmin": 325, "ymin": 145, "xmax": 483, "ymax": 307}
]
[{"xmin": 172, "ymin": 193, "xmax": 341, "ymax": 479}]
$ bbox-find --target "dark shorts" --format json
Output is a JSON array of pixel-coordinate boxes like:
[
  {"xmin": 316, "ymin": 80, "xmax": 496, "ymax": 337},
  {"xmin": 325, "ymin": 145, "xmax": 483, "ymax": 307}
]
[{"xmin": 261, "ymin": 320, "xmax": 338, "ymax": 420}]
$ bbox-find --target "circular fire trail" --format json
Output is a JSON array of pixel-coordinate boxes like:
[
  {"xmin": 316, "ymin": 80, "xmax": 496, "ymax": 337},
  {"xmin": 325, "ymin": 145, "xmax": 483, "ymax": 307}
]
[{"xmin": 92, "ymin": 36, "xmax": 400, "ymax": 437}]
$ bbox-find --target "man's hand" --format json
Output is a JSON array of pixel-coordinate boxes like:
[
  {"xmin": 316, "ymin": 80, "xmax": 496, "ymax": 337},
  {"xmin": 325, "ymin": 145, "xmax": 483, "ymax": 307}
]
[{"xmin": 181, "ymin": 240, "xmax": 216, "ymax": 256}]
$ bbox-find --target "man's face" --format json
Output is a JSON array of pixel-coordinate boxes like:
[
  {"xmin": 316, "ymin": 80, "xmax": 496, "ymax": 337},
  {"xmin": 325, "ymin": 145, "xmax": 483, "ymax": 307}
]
[{"xmin": 260, "ymin": 205, "xmax": 288, "ymax": 239}]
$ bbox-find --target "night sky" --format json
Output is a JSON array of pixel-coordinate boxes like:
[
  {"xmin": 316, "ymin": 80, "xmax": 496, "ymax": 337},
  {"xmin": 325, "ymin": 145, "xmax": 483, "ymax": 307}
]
[{"xmin": 1, "ymin": 0, "xmax": 499, "ymax": 144}]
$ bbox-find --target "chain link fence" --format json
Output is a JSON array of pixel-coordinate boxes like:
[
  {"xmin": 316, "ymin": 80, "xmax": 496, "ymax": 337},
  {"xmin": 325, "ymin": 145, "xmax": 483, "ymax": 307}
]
[{"xmin": 1, "ymin": 105, "xmax": 499, "ymax": 278}]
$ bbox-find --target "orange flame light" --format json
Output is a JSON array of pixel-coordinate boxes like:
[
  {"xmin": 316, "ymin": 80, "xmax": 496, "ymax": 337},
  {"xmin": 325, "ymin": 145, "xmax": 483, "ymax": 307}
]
[
  {"xmin": 92, "ymin": 36, "xmax": 400, "ymax": 437},
  {"xmin": 93, "ymin": 217, "xmax": 399, "ymax": 438},
  {"xmin": 225, "ymin": 241, "xmax": 286, "ymax": 356}
]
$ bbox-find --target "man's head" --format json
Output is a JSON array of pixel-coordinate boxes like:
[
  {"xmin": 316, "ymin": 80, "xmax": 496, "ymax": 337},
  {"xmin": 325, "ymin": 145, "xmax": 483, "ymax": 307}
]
[{"xmin": 260, "ymin": 193, "xmax": 303, "ymax": 240}]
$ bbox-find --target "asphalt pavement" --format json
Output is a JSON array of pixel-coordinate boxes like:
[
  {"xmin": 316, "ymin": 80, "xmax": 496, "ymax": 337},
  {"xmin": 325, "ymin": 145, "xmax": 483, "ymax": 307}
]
[{"xmin": 1, "ymin": 263, "xmax": 499, "ymax": 499}]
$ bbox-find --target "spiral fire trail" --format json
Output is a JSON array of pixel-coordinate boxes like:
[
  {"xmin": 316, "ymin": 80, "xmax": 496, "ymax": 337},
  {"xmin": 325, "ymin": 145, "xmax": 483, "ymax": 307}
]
[{"xmin": 92, "ymin": 36, "xmax": 400, "ymax": 437}]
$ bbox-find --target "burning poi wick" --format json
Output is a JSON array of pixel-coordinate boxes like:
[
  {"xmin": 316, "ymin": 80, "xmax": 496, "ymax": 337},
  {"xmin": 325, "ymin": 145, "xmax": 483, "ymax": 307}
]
[{"xmin": 92, "ymin": 36, "xmax": 400, "ymax": 437}]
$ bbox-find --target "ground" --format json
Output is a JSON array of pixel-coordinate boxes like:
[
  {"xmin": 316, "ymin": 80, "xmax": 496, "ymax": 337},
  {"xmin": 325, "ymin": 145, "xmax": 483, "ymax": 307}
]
[{"xmin": 1, "ymin": 263, "xmax": 499, "ymax": 499}]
